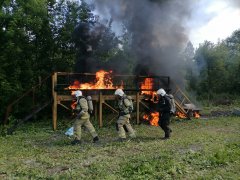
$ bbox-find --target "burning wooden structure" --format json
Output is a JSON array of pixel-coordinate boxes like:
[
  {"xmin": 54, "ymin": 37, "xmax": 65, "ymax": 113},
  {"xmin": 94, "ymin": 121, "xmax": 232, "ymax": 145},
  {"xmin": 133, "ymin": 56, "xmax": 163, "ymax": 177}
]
[
  {"xmin": 52, "ymin": 70, "xmax": 200, "ymax": 130},
  {"xmin": 52, "ymin": 71, "xmax": 171, "ymax": 130},
  {"xmin": 3, "ymin": 70, "xmax": 199, "ymax": 133}
]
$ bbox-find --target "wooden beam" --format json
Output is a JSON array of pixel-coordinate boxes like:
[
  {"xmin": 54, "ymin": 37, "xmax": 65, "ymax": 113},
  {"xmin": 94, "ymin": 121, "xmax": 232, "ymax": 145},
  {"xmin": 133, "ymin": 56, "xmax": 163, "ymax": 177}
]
[
  {"xmin": 94, "ymin": 102, "xmax": 98, "ymax": 122},
  {"xmin": 99, "ymin": 91, "xmax": 103, "ymax": 127},
  {"xmin": 58, "ymin": 102, "xmax": 71, "ymax": 111},
  {"xmin": 136, "ymin": 92, "xmax": 140, "ymax": 124},
  {"xmin": 52, "ymin": 72, "xmax": 57, "ymax": 130},
  {"xmin": 140, "ymin": 101, "xmax": 150, "ymax": 110},
  {"xmin": 103, "ymin": 102, "xmax": 118, "ymax": 114},
  {"xmin": 108, "ymin": 115, "xmax": 119, "ymax": 125},
  {"xmin": 57, "ymin": 94, "xmax": 147, "ymax": 101}
]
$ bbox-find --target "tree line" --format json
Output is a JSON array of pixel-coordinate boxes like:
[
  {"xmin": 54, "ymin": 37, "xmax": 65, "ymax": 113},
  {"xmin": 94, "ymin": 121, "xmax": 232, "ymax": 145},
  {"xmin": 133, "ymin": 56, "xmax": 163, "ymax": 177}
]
[{"xmin": 184, "ymin": 30, "xmax": 240, "ymax": 103}]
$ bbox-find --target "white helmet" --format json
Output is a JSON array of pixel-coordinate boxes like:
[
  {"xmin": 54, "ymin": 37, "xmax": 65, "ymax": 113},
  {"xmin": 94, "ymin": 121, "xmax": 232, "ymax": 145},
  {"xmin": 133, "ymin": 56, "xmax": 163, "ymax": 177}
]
[
  {"xmin": 114, "ymin": 89, "xmax": 124, "ymax": 96},
  {"xmin": 156, "ymin": 88, "xmax": 166, "ymax": 96},
  {"xmin": 74, "ymin": 90, "xmax": 82, "ymax": 97}
]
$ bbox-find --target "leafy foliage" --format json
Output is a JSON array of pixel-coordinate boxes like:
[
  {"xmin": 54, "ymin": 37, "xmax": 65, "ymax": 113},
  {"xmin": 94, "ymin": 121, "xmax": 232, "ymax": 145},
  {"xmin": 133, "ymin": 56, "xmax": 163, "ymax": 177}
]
[
  {"xmin": 185, "ymin": 29, "xmax": 240, "ymax": 101},
  {"xmin": 0, "ymin": 0, "xmax": 123, "ymax": 120}
]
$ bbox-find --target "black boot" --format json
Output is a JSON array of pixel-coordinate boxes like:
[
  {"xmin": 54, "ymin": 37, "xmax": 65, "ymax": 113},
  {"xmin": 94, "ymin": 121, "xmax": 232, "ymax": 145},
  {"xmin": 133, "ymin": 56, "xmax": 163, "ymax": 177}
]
[
  {"xmin": 93, "ymin": 136, "xmax": 99, "ymax": 143},
  {"xmin": 71, "ymin": 139, "xmax": 82, "ymax": 145},
  {"xmin": 161, "ymin": 136, "xmax": 170, "ymax": 140}
]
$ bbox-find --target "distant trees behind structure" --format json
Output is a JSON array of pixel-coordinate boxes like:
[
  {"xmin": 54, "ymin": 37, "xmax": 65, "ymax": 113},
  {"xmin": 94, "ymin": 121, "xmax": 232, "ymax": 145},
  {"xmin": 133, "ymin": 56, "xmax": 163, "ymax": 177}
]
[{"xmin": 184, "ymin": 30, "xmax": 240, "ymax": 102}]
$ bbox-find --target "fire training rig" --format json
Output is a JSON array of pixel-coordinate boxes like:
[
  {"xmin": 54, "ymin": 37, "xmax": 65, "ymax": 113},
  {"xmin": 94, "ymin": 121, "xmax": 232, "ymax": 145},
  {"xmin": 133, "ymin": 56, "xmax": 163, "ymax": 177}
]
[
  {"xmin": 52, "ymin": 70, "xmax": 173, "ymax": 130},
  {"xmin": 52, "ymin": 70, "xmax": 200, "ymax": 130}
]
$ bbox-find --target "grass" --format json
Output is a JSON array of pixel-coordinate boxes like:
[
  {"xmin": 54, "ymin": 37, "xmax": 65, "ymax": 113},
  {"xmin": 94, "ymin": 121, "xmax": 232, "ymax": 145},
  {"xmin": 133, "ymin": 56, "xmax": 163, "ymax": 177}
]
[{"xmin": 0, "ymin": 116, "xmax": 240, "ymax": 179}]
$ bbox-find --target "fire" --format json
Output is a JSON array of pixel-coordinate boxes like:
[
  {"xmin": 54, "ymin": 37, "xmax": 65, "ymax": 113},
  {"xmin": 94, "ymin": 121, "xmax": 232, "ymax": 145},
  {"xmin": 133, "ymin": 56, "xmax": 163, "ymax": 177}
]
[
  {"xmin": 67, "ymin": 70, "xmax": 123, "ymax": 90},
  {"xmin": 140, "ymin": 78, "xmax": 158, "ymax": 102},
  {"xmin": 193, "ymin": 111, "xmax": 200, "ymax": 118},
  {"xmin": 71, "ymin": 101, "xmax": 77, "ymax": 109},
  {"xmin": 176, "ymin": 111, "xmax": 187, "ymax": 119},
  {"xmin": 141, "ymin": 78, "xmax": 153, "ymax": 95},
  {"xmin": 143, "ymin": 112, "xmax": 159, "ymax": 126}
]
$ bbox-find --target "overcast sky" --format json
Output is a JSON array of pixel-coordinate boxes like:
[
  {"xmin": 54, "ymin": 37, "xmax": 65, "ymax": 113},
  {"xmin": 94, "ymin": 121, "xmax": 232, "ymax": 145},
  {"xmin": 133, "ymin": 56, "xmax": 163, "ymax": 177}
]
[
  {"xmin": 188, "ymin": 0, "xmax": 240, "ymax": 48},
  {"xmin": 90, "ymin": 0, "xmax": 240, "ymax": 49}
]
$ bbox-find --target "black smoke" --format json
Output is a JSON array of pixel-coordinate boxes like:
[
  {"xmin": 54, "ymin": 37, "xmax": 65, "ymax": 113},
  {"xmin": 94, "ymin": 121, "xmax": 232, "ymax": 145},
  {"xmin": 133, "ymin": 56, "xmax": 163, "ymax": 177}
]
[{"xmin": 94, "ymin": 0, "xmax": 192, "ymax": 81}]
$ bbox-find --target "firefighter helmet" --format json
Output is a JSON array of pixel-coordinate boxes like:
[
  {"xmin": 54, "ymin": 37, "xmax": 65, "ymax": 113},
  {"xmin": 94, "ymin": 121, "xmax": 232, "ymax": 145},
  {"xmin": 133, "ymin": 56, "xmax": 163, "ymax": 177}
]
[
  {"xmin": 74, "ymin": 90, "xmax": 82, "ymax": 97},
  {"xmin": 156, "ymin": 88, "xmax": 166, "ymax": 96},
  {"xmin": 114, "ymin": 89, "xmax": 124, "ymax": 96}
]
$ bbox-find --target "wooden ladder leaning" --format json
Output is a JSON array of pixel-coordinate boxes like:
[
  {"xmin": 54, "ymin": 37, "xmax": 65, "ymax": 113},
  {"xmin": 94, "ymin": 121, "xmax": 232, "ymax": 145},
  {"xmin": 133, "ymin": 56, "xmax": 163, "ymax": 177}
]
[{"xmin": 171, "ymin": 84, "xmax": 193, "ymax": 119}]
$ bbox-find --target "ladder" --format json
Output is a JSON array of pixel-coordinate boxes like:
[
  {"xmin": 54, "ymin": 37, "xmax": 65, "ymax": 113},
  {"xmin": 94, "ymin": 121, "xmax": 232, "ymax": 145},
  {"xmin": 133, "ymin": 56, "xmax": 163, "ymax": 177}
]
[
  {"xmin": 171, "ymin": 84, "xmax": 193, "ymax": 119},
  {"xmin": 7, "ymin": 101, "xmax": 51, "ymax": 134},
  {"xmin": 3, "ymin": 74, "xmax": 52, "ymax": 133}
]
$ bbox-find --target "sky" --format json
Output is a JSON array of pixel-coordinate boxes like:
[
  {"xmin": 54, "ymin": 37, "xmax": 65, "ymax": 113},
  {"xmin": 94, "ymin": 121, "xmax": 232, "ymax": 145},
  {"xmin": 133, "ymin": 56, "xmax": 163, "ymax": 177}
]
[
  {"xmin": 188, "ymin": 0, "xmax": 240, "ymax": 48},
  {"xmin": 90, "ymin": 0, "xmax": 240, "ymax": 49}
]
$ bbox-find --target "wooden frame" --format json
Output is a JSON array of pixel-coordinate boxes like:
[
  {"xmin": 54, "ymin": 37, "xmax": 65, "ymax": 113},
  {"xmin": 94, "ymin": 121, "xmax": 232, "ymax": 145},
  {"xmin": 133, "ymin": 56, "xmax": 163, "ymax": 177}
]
[{"xmin": 52, "ymin": 72, "xmax": 170, "ymax": 130}]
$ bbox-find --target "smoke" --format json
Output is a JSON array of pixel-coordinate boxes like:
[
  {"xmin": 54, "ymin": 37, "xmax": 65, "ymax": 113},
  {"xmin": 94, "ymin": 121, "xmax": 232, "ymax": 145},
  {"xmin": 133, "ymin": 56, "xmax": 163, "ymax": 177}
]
[
  {"xmin": 228, "ymin": 0, "xmax": 240, "ymax": 7},
  {"xmin": 93, "ymin": 0, "xmax": 192, "ymax": 85}
]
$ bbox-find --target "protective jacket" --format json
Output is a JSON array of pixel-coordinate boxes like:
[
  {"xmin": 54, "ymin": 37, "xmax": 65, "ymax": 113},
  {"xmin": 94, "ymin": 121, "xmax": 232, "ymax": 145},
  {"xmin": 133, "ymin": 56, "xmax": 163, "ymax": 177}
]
[
  {"xmin": 158, "ymin": 95, "xmax": 171, "ymax": 113},
  {"xmin": 117, "ymin": 95, "xmax": 133, "ymax": 117},
  {"xmin": 76, "ymin": 96, "xmax": 90, "ymax": 120}
]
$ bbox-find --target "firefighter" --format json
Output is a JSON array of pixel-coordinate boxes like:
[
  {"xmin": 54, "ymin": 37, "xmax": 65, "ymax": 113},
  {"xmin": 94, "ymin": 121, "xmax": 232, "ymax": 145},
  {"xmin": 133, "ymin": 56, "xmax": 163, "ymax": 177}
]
[
  {"xmin": 156, "ymin": 88, "xmax": 172, "ymax": 139},
  {"xmin": 71, "ymin": 90, "xmax": 99, "ymax": 145},
  {"xmin": 114, "ymin": 89, "xmax": 136, "ymax": 141}
]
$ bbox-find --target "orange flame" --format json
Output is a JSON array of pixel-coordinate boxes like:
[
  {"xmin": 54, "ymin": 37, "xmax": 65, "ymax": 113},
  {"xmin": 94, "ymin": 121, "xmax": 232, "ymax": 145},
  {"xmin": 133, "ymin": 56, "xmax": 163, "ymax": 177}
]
[
  {"xmin": 67, "ymin": 70, "xmax": 123, "ymax": 90},
  {"xmin": 193, "ymin": 111, "xmax": 200, "ymax": 118},
  {"xmin": 143, "ymin": 112, "xmax": 159, "ymax": 126},
  {"xmin": 141, "ymin": 78, "xmax": 153, "ymax": 95},
  {"xmin": 176, "ymin": 111, "xmax": 187, "ymax": 119},
  {"xmin": 67, "ymin": 70, "xmax": 123, "ymax": 110},
  {"xmin": 140, "ymin": 78, "xmax": 158, "ymax": 102},
  {"xmin": 71, "ymin": 101, "xmax": 77, "ymax": 109}
]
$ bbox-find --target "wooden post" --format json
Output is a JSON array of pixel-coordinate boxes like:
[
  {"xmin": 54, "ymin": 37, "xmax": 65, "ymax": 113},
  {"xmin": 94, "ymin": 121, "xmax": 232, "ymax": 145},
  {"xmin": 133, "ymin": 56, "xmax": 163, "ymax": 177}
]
[
  {"xmin": 136, "ymin": 92, "xmax": 140, "ymax": 124},
  {"xmin": 52, "ymin": 72, "xmax": 57, "ymax": 130},
  {"xmin": 99, "ymin": 91, "xmax": 103, "ymax": 127},
  {"xmin": 94, "ymin": 102, "xmax": 98, "ymax": 122},
  {"xmin": 4, "ymin": 106, "xmax": 12, "ymax": 125}
]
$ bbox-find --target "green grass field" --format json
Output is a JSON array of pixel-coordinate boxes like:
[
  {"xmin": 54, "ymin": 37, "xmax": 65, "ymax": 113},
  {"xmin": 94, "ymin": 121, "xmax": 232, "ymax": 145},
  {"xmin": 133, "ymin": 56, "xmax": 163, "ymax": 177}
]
[{"xmin": 0, "ymin": 116, "xmax": 239, "ymax": 179}]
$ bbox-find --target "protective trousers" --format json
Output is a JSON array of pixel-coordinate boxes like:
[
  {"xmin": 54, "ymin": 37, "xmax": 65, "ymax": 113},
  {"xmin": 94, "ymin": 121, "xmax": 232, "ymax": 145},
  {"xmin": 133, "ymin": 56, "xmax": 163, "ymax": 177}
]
[
  {"xmin": 73, "ymin": 118, "xmax": 98, "ymax": 140},
  {"xmin": 117, "ymin": 115, "xmax": 136, "ymax": 139},
  {"xmin": 158, "ymin": 112, "xmax": 171, "ymax": 138}
]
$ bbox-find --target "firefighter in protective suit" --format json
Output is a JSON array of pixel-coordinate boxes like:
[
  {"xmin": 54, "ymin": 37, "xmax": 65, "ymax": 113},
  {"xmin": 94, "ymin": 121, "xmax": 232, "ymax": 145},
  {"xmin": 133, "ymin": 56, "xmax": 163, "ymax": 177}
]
[
  {"xmin": 114, "ymin": 89, "xmax": 136, "ymax": 141},
  {"xmin": 157, "ymin": 88, "xmax": 172, "ymax": 140},
  {"xmin": 71, "ymin": 90, "xmax": 99, "ymax": 145}
]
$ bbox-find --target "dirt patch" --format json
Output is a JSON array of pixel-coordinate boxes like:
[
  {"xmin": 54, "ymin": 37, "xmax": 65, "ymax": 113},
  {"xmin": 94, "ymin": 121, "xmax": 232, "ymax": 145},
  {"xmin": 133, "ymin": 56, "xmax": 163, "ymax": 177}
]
[
  {"xmin": 210, "ymin": 110, "xmax": 232, "ymax": 117},
  {"xmin": 177, "ymin": 144, "xmax": 203, "ymax": 154}
]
